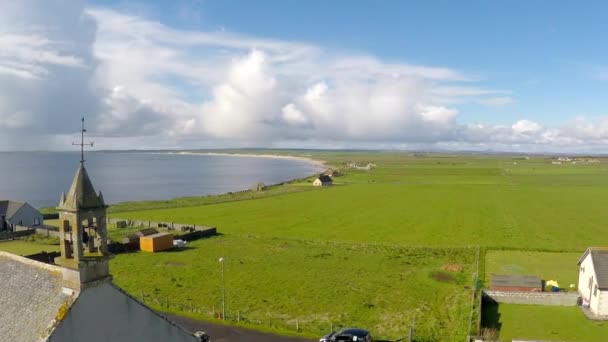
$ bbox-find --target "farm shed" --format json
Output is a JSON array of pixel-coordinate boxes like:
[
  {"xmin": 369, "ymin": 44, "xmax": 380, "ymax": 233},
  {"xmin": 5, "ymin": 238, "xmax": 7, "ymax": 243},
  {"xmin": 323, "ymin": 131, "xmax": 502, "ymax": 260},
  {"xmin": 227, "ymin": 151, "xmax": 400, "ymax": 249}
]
[
  {"xmin": 578, "ymin": 247, "xmax": 608, "ymax": 317},
  {"xmin": 140, "ymin": 232, "xmax": 174, "ymax": 252},
  {"xmin": 490, "ymin": 274, "xmax": 542, "ymax": 292}
]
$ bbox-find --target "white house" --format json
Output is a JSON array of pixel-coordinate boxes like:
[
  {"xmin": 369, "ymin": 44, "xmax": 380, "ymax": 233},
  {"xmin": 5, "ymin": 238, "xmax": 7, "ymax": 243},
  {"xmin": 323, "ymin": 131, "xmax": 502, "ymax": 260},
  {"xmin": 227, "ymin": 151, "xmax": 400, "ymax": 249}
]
[
  {"xmin": 578, "ymin": 247, "xmax": 608, "ymax": 317},
  {"xmin": 0, "ymin": 200, "xmax": 43, "ymax": 230},
  {"xmin": 313, "ymin": 175, "xmax": 333, "ymax": 187}
]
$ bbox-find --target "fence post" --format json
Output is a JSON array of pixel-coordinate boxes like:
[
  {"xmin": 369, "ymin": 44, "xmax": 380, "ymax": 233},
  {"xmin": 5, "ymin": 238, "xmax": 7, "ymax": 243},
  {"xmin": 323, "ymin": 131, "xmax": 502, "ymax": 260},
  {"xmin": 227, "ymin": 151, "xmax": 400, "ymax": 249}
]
[
  {"xmin": 296, "ymin": 319, "xmax": 299, "ymax": 332},
  {"xmin": 237, "ymin": 311, "xmax": 240, "ymax": 322}
]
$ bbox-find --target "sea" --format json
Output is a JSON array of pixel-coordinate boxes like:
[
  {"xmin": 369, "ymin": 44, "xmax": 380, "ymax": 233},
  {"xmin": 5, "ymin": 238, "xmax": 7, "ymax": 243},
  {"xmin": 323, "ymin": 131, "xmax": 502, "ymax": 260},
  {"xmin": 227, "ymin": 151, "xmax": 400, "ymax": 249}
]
[{"xmin": 0, "ymin": 151, "xmax": 323, "ymax": 208}]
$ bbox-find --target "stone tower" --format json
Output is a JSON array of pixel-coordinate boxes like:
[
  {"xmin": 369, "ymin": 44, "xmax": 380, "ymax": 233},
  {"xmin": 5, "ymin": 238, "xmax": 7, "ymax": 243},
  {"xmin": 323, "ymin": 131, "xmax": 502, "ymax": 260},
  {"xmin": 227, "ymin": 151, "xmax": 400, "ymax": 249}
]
[{"xmin": 55, "ymin": 162, "xmax": 110, "ymax": 286}]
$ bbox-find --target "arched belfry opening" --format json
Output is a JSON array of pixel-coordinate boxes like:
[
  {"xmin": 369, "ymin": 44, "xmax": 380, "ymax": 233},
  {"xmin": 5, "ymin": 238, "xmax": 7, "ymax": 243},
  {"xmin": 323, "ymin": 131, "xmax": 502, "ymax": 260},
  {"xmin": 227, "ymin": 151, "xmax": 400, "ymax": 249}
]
[{"xmin": 55, "ymin": 118, "xmax": 110, "ymax": 285}]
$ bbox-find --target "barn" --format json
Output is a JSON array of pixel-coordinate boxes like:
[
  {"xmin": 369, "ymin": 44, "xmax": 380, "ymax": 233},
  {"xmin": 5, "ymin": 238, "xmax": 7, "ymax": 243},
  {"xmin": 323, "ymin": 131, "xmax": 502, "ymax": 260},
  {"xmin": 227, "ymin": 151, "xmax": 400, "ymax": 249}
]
[
  {"xmin": 578, "ymin": 247, "xmax": 608, "ymax": 317},
  {"xmin": 490, "ymin": 274, "xmax": 542, "ymax": 292}
]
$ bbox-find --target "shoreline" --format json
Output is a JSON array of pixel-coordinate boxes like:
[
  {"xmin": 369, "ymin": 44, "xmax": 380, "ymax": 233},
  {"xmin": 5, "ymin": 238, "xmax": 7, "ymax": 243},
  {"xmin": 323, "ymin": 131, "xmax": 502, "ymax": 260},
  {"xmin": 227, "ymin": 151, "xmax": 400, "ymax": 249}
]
[{"xmin": 162, "ymin": 151, "xmax": 327, "ymax": 170}]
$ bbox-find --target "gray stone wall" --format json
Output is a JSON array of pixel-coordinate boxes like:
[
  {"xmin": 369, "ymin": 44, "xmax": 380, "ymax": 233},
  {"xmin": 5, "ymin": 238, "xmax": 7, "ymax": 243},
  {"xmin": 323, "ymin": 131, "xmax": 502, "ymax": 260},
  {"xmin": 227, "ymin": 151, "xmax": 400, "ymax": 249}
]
[{"xmin": 483, "ymin": 290, "xmax": 578, "ymax": 306}]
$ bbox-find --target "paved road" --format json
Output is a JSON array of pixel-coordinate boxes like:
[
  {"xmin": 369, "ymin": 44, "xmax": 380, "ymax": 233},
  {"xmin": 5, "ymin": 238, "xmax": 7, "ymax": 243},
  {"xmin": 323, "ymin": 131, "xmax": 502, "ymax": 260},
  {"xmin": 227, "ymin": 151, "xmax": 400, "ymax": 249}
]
[{"xmin": 167, "ymin": 315, "xmax": 316, "ymax": 342}]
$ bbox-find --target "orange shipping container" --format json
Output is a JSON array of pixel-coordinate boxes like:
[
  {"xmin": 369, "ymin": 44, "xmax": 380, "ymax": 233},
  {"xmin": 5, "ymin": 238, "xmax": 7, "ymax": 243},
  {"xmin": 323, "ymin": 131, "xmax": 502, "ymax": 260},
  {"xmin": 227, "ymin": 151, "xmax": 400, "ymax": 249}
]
[{"xmin": 140, "ymin": 232, "xmax": 174, "ymax": 252}]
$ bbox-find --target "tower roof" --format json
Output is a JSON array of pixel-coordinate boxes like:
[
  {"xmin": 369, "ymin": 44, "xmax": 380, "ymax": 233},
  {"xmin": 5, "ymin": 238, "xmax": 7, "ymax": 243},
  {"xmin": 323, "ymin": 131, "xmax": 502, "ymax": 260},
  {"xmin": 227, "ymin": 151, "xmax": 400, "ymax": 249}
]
[{"xmin": 59, "ymin": 164, "xmax": 105, "ymax": 211}]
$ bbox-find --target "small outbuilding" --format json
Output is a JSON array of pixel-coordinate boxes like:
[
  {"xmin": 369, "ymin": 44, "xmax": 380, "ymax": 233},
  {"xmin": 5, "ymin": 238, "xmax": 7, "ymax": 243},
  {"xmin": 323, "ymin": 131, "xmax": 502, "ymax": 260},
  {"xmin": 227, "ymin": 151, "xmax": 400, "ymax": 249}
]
[
  {"xmin": 578, "ymin": 247, "xmax": 608, "ymax": 317},
  {"xmin": 490, "ymin": 274, "xmax": 542, "ymax": 292},
  {"xmin": 313, "ymin": 175, "xmax": 333, "ymax": 187},
  {"xmin": 140, "ymin": 232, "xmax": 174, "ymax": 252}
]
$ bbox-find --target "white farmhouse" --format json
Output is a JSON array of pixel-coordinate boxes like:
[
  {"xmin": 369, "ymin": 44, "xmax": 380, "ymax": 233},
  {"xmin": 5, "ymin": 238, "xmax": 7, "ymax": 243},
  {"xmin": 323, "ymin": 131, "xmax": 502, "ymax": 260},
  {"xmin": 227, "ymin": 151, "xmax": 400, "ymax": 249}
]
[
  {"xmin": 313, "ymin": 175, "xmax": 333, "ymax": 187},
  {"xmin": 578, "ymin": 247, "xmax": 608, "ymax": 317}
]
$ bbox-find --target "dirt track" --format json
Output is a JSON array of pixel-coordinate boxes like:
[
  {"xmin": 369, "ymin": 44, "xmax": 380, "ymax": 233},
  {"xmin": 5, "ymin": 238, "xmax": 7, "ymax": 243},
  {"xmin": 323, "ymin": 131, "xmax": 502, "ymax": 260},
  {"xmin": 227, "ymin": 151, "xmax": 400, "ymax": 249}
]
[{"xmin": 167, "ymin": 314, "xmax": 316, "ymax": 342}]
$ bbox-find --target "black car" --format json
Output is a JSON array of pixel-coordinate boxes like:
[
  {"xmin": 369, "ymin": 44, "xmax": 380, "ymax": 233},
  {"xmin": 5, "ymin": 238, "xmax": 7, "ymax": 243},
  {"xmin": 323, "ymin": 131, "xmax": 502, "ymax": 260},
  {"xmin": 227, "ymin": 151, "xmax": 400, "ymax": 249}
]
[{"xmin": 319, "ymin": 328, "xmax": 373, "ymax": 342}]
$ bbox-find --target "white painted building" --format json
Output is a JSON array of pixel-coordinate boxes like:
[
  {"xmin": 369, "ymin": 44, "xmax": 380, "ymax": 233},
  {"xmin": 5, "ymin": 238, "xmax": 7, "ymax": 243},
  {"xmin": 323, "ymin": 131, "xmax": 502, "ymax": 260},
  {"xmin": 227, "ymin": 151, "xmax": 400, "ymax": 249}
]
[
  {"xmin": 578, "ymin": 248, "xmax": 608, "ymax": 317},
  {"xmin": 313, "ymin": 175, "xmax": 333, "ymax": 187}
]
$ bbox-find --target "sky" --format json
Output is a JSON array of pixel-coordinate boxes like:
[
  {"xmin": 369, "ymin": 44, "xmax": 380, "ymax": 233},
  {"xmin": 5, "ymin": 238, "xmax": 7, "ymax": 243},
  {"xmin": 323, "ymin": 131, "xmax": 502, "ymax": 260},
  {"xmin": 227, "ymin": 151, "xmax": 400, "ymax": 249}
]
[{"xmin": 1, "ymin": 0, "xmax": 608, "ymax": 152}]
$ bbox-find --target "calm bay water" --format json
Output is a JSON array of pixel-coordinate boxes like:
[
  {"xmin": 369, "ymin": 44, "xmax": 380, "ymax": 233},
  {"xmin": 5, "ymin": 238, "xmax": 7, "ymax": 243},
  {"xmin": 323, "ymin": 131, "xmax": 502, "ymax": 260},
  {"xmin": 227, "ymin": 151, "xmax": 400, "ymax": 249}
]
[{"xmin": 0, "ymin": 152, "xmax": 322, "ymax": 208}]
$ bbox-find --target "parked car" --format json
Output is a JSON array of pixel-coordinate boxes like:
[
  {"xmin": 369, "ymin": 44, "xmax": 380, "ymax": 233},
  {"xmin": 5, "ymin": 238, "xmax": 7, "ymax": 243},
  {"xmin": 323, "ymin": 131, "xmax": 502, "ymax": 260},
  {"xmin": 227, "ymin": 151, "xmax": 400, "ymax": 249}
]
[
  {"xmin": 194, "ymin": 331, "xmax": 210, "ymax": 342},
  {"xmin": 319, "ymin": 328, "xmax": 373, "ymax": 342}
]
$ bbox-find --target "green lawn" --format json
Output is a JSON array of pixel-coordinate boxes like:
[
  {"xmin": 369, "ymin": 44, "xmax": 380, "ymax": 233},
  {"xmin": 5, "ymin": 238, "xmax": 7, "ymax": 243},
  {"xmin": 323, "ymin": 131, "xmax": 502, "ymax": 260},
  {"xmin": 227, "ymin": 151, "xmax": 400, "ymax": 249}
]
[
  {"xmin": 485, "ymin": 250, "xmax": 581, "ymax": 288},
  {"xmin": 110, "ymin": 235, "xmax": 476, "ymax": 341},
  {"xmin": 117, "ymin": 162, "xmax": 608, "ymax": 251},
  {"xmin": 0, "ymin": 240, "xmax": 59, "ymax": 255},
  {"xmin": 484, "ymin": 304, "xmax": 608, "ymax": 342}
]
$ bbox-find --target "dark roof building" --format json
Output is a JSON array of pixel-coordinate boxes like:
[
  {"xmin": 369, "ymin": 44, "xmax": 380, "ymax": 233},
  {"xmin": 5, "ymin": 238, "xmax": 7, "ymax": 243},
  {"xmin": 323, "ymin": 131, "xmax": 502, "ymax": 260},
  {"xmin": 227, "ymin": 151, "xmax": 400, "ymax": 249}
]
[
  {"xmin": 313, "ymin": 175, "xmax": 333, "ymax": 186},
  {"xmin": 0, "ymin": 200, "xmax": 43, "ymax": 229},
  {"xmin": 578, "ymin": 247, "xmax": 608, "ymax": 317}
]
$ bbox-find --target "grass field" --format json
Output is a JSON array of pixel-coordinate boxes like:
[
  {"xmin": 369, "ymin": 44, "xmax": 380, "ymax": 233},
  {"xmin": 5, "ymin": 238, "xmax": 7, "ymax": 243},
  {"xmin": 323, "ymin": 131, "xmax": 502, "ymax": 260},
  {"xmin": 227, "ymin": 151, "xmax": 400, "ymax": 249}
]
[
  {"xmin": 485, "ymin": 250, "xmax": 582, "ymax": 288},
  {"xmin": 111, "ymin": 235, "xmax": 476, "ymax": 341},
  {"xmin": 10, "ymin": 152, "xmax": 608, "ymax": 341},
  {"xmin": 0, "ymin": 240, "xmax": 59, "ymax": 255},
  {"xmin": 116, "ymin": 155, "xmax": 608, "ymax": 251},
  {"xmin": 482, "ymin": 303, "xmax": 608, "ymax": 341}
]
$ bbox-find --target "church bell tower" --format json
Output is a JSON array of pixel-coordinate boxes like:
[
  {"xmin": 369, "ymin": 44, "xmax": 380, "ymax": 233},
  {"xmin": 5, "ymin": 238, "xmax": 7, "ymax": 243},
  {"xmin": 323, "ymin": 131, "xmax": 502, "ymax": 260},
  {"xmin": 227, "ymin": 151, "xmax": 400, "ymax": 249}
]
[{"xmin": 55, "ymin": 118, "xmax": 110, "ymax": 286}]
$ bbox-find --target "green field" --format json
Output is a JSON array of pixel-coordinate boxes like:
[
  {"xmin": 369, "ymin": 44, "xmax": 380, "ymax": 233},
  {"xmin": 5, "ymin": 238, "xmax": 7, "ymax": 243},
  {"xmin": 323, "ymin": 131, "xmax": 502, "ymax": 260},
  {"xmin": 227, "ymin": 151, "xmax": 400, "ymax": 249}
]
[
  {"xmin": 115, "ymin": 155, "xmax": 608, "ymax": 251},
  {"xmin": 482, "ymin": 303, "xmax": 608, "ymax": 342},
  {"xmin": 9, "ymin": 152, "xmax": 608, "ymax": 340},
  {"xmin": 0, "ymin": 240, "xmax": 59, "ymax": 255},
  {"xmin": 112, "ymin": 235, "xmax": 475, "ymax": 340},
  {"xmin": 485, "ymin": 250, "xmax": 582, "ymax": 288}
]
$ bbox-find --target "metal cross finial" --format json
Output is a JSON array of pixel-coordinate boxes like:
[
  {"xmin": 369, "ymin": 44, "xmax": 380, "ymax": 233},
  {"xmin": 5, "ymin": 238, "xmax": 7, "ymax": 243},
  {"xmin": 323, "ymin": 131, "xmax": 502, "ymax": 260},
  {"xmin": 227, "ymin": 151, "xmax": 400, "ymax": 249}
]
[{"xmin": 73, "ymin": 117, "xmax": 94, "ymax": 163}]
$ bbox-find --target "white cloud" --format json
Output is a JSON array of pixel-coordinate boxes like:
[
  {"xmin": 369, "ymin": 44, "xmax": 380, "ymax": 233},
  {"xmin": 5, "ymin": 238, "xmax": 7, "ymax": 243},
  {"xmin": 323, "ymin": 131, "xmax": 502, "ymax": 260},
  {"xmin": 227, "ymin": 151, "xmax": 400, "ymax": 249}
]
[
  {"xmin": 0, "ymin": 0, "xmax": 101, "ymax": 150},
  {"xmin": 512, "ymin": 120, "xmax": 542, "ymax": 134},
  {"xmin": 1, "ymin": 2, "xmax": 608, "ymax": 153}
]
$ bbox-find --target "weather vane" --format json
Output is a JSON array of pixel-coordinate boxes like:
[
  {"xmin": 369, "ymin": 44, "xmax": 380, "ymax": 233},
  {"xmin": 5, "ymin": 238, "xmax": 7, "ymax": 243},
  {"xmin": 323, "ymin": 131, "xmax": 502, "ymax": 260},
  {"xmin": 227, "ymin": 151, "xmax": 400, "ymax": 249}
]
[{"xmin": 73, "ymin": 117, "xmax": 94, "ymax": 163}]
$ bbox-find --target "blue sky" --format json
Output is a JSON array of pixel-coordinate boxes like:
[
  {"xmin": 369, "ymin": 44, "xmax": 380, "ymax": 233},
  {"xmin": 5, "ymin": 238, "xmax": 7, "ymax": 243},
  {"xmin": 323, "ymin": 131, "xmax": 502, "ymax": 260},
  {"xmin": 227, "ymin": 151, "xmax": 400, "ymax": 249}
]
[
  {"xmin": 1, "ymin": 0, "xmax": 608, "ymax": 151},
  {"xmin": 86, "ymin": 0, "xmax": 608, "ymax": 126}
]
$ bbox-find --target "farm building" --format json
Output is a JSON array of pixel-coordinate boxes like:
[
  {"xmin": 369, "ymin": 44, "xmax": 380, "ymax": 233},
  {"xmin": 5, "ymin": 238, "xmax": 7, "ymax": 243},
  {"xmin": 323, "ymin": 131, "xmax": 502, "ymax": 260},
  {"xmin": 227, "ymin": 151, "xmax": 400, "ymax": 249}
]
[
  {"xmin": 140, "ymin": 232, "xmax": 174, "ymax": 252},
  {"xmin": 0, "ymin": 200, "xmax": 43, "ymax": 231},
  {"xmin": 578, "ymin": 247, "xmax": 608, "ymax": 317},
  {"xmin": 490, "ymin": 274, "xmax": 542, "ymax": 292},
  {"xmin": 313, "ymin": 175, "xmax": 333, "ymax": 187}
]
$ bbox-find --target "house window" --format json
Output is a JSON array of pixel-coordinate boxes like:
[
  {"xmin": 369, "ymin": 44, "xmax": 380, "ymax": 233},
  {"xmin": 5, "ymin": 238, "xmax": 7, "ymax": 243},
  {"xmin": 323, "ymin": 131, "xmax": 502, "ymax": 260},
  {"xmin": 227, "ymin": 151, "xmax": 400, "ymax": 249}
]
[
  {"xmin": 589, "ymin": 276, "xmax": 594, "ymax": 290},
  {"xmin": 594, "ymin": 285, "xmax": 598, "ymax": 297}
]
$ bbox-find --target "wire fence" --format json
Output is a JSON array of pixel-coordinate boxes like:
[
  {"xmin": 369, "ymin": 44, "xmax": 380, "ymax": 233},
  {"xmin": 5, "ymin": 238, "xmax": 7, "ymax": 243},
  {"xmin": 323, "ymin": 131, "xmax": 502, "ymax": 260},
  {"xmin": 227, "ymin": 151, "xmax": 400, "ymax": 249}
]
[{"xmin": 138, "ymin": 291, "xmax": 416, "ymax": 341}]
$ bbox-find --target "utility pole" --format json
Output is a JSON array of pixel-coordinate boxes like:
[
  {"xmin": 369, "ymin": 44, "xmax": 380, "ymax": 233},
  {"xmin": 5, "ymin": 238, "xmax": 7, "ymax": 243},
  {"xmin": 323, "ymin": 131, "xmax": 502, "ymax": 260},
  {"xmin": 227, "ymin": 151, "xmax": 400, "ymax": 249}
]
[{"xmin": 219, "ymin": 257, "xmax": 225, "ymax": 320}]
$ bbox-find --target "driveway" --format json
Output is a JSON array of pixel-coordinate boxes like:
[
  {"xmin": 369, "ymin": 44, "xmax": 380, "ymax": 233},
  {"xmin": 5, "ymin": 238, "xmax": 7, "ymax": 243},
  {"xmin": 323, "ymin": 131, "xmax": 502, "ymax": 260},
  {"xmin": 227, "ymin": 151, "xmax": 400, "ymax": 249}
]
[{"xmin": 167, "ymin": 314, "xmax": 316, "ymax": 342}]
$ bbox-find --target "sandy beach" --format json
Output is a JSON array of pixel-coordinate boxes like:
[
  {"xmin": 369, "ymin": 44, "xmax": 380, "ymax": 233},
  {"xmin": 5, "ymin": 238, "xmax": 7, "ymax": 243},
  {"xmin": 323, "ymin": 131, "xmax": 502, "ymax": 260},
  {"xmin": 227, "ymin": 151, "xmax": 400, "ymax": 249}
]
[{"xmin": 169, "ymin": 151, "xmax": 327, "ymax": 169}]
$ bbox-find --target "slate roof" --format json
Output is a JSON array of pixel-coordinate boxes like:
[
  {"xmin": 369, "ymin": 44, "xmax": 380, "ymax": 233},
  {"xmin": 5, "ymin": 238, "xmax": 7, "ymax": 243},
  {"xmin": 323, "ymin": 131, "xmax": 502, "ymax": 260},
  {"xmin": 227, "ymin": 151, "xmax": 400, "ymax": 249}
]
[
  {"xmin": 58, "ymin": 164, "xmax": 105, "ymax": 211},
  {"xmin": 0, "ymin": 252, "xmax": 77, "ymax": 342},
  {"xmin": 317, "ymin": 175, "xmax": 333, "ymax": 183},
  {"xmin": 0, "ymin": 200, "xmax": 25, "ymax": 220},
  {"xmin": 579, "ymin": 248, "xmax": 608, "ymax": 290}
]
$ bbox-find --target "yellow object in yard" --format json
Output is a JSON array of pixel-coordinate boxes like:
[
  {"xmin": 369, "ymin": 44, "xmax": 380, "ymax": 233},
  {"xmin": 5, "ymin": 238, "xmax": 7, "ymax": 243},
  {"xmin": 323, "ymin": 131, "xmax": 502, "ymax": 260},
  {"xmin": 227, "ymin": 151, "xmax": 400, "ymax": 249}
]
[
  {"xmin": 546, "ymin": 280, "xmax": 559, "ymax": 288},
  {"xmin": 140, "ymin": 232, "xmax": 174, "ymax": 252}
]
